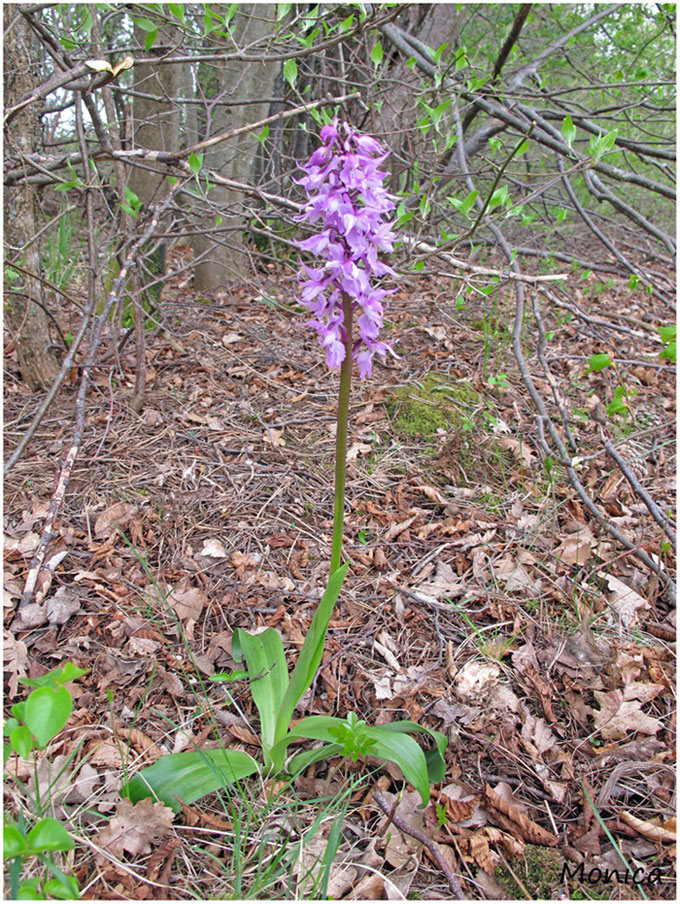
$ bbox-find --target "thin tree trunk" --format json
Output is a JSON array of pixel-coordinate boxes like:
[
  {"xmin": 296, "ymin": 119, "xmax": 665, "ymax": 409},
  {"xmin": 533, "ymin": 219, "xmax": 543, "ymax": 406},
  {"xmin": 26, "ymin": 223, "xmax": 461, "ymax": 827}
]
[
  {"xmin": 192, "ymin": 4, "xmax": 279, "ymax": 289},
  {"xmin": 4, "ymin": 6, "xmax": 60, "ymax": 391}
]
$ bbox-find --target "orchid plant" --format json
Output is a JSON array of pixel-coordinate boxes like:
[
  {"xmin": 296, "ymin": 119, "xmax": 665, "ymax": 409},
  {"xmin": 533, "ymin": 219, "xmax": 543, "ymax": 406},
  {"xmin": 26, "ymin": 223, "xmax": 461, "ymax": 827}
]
[{"xmin": 122, "ymin": 118, "xmax": 446, "ymax": 815}]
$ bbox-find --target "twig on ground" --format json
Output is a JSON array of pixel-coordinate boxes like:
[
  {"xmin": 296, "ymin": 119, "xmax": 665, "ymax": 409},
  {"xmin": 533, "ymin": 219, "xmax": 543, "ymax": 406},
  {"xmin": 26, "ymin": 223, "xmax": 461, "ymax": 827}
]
[
  {"xmin": 373, "ymin": 790, "xmax": 467, "ymax": 899},
  {"xmin": 604, "ymin": 439, "xmax": 677, "ymax": 552}
]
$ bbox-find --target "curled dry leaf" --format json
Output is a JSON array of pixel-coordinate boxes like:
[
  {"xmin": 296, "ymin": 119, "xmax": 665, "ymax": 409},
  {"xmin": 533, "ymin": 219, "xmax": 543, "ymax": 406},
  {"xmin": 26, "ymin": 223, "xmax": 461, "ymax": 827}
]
[
  {"xmin": 413, "ymin": 483, "xmax": 448, "ymax": 505},
  {"xmin": 464, "ymin": 830, "xmax": 499, "ymax": 874},
  {"xmin": 438, "ymin": 781, "xmax": 483, "ymax": 826},
  {"xmin": 485, "ymin": 784, "xmax": 558, "ymax": 847},
  {"xmin": 230, "ymin": 549, "xmax": 261, "ymax": 574},
  {"xmin": 620, "ymin": 811, "xmax": 676, "ymax": 843}
]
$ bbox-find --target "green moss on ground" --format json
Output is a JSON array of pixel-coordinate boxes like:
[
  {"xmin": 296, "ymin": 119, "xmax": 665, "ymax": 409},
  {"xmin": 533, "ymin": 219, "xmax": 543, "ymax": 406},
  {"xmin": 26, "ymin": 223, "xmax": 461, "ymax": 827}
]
[
  {"xmin": 384, "ymin": 373, "xmax": 480, "ymax": 438},
  {"xmin": 494, "ymin": 844, "xmax": 563, "ymax": 899},
  {"xmin": 384, "ymin": 373, "xmax": 512, "ymax": 485}
]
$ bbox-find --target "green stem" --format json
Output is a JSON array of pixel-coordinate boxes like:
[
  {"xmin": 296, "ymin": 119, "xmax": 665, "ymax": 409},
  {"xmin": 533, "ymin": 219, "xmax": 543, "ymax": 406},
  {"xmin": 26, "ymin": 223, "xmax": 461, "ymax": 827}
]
[{"xmin": 330, "ymin": 293, "xmax": 353, "ymax": 577}]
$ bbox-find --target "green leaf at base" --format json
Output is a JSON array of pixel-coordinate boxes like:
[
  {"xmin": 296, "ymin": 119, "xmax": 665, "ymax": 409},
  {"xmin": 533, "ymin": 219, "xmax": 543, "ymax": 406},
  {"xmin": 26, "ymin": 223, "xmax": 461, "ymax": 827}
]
[
  {"xmin": 272, "ymin": 714, "xmax": 447, "ymax": 807},
  {"xmin": 121, "ymin": 748, "xmax": 259, "ymax": 814},
  {"xmin": 232, "ymin": 627, "xmax": 289, "ymax": 761}
]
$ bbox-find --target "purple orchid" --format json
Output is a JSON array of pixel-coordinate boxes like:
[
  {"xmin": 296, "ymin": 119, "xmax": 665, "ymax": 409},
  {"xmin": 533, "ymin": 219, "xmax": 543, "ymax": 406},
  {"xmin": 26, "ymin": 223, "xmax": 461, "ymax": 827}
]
[{"xmin": 296, "ymin": 118, "xmax": 400, "ymax": 379}]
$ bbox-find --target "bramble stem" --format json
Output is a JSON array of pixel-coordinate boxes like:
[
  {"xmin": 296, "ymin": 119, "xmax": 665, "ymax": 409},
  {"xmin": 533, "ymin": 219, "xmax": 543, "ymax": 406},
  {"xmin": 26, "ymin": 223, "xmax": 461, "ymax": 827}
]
[{"xmin": 330, "ymin": 293, "xmax": 353, "ymax": 577}]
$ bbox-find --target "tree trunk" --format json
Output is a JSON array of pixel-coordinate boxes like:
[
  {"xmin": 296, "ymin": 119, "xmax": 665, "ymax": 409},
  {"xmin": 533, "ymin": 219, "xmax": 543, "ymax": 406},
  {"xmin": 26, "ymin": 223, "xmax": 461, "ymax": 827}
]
[
  {"xmin": 376, "ymin": 4, "xmax": 462, "ymax": 191},
  {"xmin": 3, "ymin": 6, "xmax": 60, "ymax": 390},
  {"xmin": 128, "ymin": 22, "xmax": 182, "ymax": 300},
  {"xmin": 192, "ymin": 4, "xmax": 279, "ymax": 290},
  {"xmin": 127, "ymin": 24, "xmax": 182, "ymax": 411}
]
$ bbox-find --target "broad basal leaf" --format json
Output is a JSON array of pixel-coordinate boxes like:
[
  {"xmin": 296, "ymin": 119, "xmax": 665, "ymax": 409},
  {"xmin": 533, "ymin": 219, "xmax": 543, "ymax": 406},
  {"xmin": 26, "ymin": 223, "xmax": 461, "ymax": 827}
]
[
  {"xmin": 232, "ymin": 627, "xmax": 289, "ymax": 761},
  {"xmin": 121, "ymin": 748, "xmax": 259, "ymax": 814}
]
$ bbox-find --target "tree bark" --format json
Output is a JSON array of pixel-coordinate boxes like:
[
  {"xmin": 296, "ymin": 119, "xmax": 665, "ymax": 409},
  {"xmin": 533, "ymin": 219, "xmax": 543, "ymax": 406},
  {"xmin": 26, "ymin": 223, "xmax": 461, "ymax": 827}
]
[
  {"xmin": 4, "ymin": 6, "xmax": 60, "ymax": 390},
  {"xmin": 192, "ymin": 3, "xmax": 279, "ymax": 290}
]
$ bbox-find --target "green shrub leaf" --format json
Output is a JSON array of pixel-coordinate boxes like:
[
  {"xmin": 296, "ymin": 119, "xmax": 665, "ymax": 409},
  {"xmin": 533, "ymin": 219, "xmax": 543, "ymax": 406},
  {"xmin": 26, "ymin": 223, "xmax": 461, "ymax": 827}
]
[
  {"xmin": 24, "ymin": 686, "xmax": 72, "ymax": 748},
  {"xmin": 25, "ymin": 818, "xmax": 75, "ymax": 855}
]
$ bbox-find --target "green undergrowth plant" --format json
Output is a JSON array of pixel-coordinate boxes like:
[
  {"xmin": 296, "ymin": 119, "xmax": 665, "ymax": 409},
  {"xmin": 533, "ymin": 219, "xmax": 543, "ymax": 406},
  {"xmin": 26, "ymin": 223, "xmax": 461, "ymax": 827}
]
[
  {"xmin": 122, "ymin": 118, "xmax": 447, "ymax": 824},
  {"xmin": 3, "ymin": 662, "xmax": 88, "ymax": 900},
  {"xmin": 447, "ymin": 598, "xmax": 520, "ymax": 660},
  {"xmin": 43, "ymin": 202, "xmax": 81, "ymax": 290},
  {"xmin": 197, "ymin": 767, "xmax": 373, "ymax": 899}
]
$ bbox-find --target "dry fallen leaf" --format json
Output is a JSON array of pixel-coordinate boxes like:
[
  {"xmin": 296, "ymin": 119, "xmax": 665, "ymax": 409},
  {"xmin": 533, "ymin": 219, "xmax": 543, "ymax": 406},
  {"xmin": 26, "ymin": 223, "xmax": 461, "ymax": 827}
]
[
  {"xmin": 221, "ymin": 331, "xmax": 243, "ymax": 346},
  {"xmin": 95, "ymin": 798, "xmax": 174, "ymax": 858},
  {"xmin": 46, "ymin": 586, "xmax": 81, "ymax": 625},
  {"xmin": 498, "ymin": 436, "xmax": 534, "ymax": 468},
  {"xmin": 89, "ymin": 739, "xmax": 123, "ymax": 768},
  {"xmin": 593, "ymin": 689, "xmax": 663, "ymax": 740},
  {"xmin": 4, "ymin": 531, "xmax": 41, "ymax": 555},
  {"xmin": 413, "ymin": 483, "xmax": 448, "ymax": 505},
  {"xmin": 620, "ymin": 811, "xmax": 676, "ymax": 843},
  {"xmin": 199, "ymin": 538, "xmax": 228, "ymax": 558},
  {"xmin": 347, "ymin": 441, "xmax": 372, "ymax": 461},
  {"xmin": 262, "ymin": 427, "xmax": 285, "ymax": 447},
  {"xmin": 602, "ymin": 574, "xmax": 650, "ymax": 627},
  {"xmin": 167, "ymin": 580, "xmax": 207, "ymax": 621},
  {"xmin": 485, "ymin": 784, "xmax": 558, "ymax": 846},
  {"xmin": 143, "ymin": 408, "xmax": 164, "ymax": 427},
  {"xmin": 454, "ymin": 661, "xmax": 501, "ymax": 700},
  {"xmin": 416, "ymin": 559, "xmax": 463, "ymax": 600},
  {"xmin": 94, "ymin": 502, "xmax": 138, "ymax": 539},
  {"xmin": 230, "ymin": 549, "xmax": 261, "ymax": 574},
  {"xmin": 555, "ymin": 530, "xmax": 594, "ymax": 566},
  {"xmin": 3, "ymin": 631, "xmax": 28, "ymax": 696},
  {"xmin": 251, "ymin": 571, "xmax": 295, "ymax": 591}
]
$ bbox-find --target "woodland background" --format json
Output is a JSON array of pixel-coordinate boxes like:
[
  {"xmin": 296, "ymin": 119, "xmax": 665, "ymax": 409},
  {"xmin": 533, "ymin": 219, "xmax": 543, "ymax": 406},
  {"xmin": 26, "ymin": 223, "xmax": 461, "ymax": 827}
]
[{"xmin": 3, "ymin": 3, "xmax": 677, "ymax": 900}]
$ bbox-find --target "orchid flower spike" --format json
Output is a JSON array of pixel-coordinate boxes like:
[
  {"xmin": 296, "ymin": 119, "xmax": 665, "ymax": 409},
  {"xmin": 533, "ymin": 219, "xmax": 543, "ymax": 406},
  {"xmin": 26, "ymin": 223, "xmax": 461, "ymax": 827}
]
[{"xmin": 296, "ymin": 118, "xmax": 400, "ymax": 379}]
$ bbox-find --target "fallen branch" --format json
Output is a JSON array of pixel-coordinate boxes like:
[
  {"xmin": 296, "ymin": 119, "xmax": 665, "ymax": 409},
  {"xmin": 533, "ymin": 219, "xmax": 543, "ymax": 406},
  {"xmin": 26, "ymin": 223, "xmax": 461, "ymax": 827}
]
[
  {"xmin": 372, "ymin": 790, "xmax": 467, "ymax": 899},
  {"xmin": 14, "ymin": 187, "xmax": 181, "ymax": 608},
  {"xmin": 604, "ymin": 439, "xmax": 677, "ymax": 553},
  {"xmin": 401, "ymin": 236, "xmax": 568, "ymax": 283}
]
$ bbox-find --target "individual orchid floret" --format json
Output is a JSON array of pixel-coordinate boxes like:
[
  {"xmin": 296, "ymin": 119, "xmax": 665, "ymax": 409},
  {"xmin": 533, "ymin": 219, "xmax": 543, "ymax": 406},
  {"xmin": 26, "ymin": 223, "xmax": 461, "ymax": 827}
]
[{"xmin": 296, "ymin": 118, "xmax": 400, "ymax": 378}]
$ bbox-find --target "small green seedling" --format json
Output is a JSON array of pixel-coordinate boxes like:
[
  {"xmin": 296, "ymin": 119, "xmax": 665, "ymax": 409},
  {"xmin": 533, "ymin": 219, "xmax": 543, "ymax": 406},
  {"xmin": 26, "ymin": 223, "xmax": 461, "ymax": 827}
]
[
  {"xmin": 4, "ymin": 662, "xmax": 88, "ymax": 900},
  {"xmin": 658, "ymin": 324, "xmax": 676, "ymax": 363}
]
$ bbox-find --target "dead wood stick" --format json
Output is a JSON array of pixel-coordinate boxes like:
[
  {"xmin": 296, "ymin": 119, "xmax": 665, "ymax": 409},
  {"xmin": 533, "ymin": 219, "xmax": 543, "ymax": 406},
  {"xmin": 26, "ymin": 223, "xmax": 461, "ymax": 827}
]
[
  {"xmin": 604, "ymin": 439, "xmax": 677, "ymax": 552},
  {"xmin": 16, "ymin": 188, "xmax": 181, "ymax": 607},
  {"xmin": 372, "ymin": 791, "xmax": 466, "ymax": 899}
]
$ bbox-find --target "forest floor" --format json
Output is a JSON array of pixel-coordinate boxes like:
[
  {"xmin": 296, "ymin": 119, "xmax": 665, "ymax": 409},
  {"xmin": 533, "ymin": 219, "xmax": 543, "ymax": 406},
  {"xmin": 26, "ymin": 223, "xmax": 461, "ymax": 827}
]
[{"xmin": 3, "ymin": 245, "xmax": 676, "ymax": 900}]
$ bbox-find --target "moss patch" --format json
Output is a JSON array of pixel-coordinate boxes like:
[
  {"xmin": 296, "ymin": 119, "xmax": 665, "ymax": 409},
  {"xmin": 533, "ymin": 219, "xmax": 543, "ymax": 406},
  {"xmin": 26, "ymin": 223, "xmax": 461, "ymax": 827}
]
[
  {"xmin": 494, "ymin": 844, "xmax": 563, "ymax": 899},
  {"xmin": 384, "ymin": 373, "xmax": 480, "ymax": 438},
  {"xmin": 384, "ymin": 373, "xmax": 511, "ymax": 485}
]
